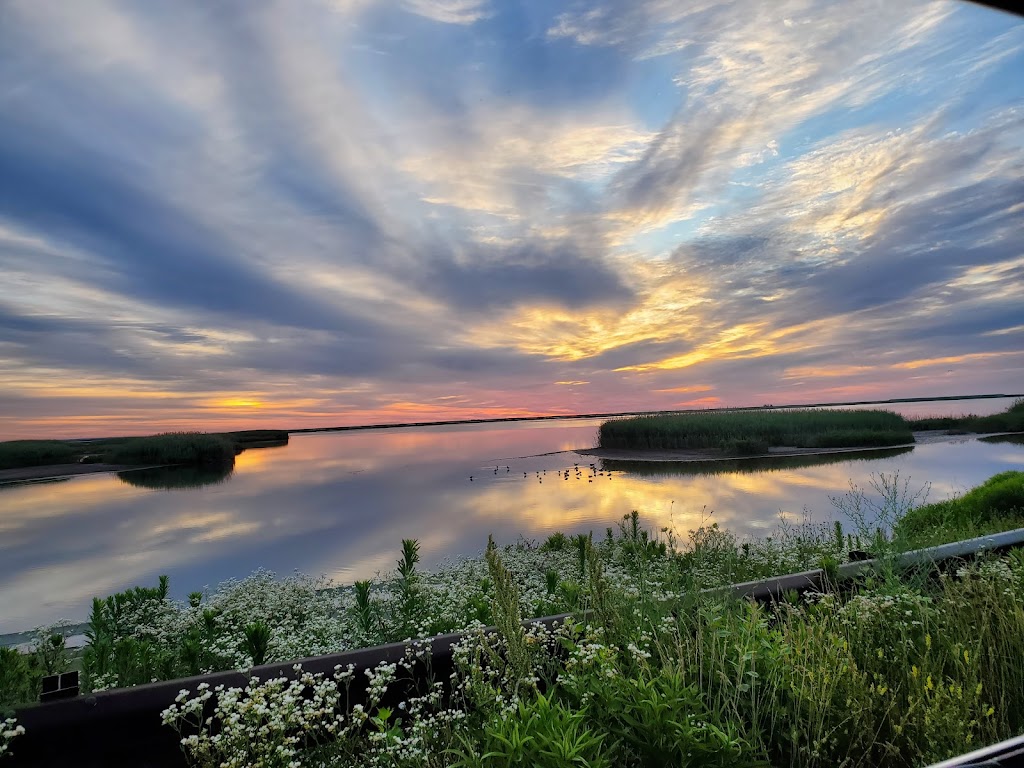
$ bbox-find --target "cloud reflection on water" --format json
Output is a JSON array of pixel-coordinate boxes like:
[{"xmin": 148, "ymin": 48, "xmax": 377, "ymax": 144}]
[{"xmin": 1, "ymin": 419, "xmax": 1022, "ymax": 632}]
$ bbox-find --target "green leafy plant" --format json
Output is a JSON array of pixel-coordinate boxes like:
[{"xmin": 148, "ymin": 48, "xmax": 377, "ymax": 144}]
[
  {"xmin": 448, "ymin": 691, "xmax": 609, "ymax": 768},
  {"xmin": 242, "ymin": 622, "xmax": 272, "ymax": 667},
  {"xmin": 0, "ymin": 648, "xmax": 40, "ymax": 711}
]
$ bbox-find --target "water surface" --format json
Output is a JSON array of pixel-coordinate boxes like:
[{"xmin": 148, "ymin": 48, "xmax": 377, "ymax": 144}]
[{"xmin": 1, "ymin": 399, "xmax": 1022, "ymax": 633}]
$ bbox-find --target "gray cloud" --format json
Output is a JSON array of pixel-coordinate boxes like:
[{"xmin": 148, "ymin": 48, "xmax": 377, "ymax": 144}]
[
  {"xmin": 0, "ymin": 0, "xmax": 1021, "ymax": 435},
  {"xmin": 425, "ymin": 241, "xmax": 633, "ymax": 312}
]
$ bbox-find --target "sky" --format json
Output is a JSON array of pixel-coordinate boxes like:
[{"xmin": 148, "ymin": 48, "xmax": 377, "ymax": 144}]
[{"xmin": 0, "ymin": 0, "xmax": 1022, "ymax": 439}]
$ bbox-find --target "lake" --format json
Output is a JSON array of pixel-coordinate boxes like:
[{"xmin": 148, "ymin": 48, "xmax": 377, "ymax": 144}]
[{"xmin": 1, "ymin": 398, "xmax": 1023, "ymax": 634}]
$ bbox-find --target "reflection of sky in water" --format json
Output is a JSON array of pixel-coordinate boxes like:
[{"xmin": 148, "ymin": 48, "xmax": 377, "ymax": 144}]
[{"xmin": 1, "ymin": 406, "xmax": 1022, "ymax": 632}]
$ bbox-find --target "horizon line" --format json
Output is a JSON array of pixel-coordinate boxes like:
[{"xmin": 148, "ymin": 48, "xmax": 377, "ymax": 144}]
[{"xmin": 287, "ymin": 392, "xmax": 1024, "ymax": 435}]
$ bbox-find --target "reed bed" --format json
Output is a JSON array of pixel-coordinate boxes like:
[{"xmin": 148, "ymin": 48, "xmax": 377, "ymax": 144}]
[
  {"xmin": 102, "ymin": 432, "xmax": 236, "ymax": 468},
  {"xmin": 908, "ymin": 399, "xmax": 1024, "ymax": 433},
  {"xmin": 0, "ymin": 441, "xmax": 80, "ymax": 470},
  {"xmin": 0, "ymin": 430, "xmax": 287, "ymax": 472},
  {"xmin": 598, "ymin": 408, "xmax": 913, "ymax": 454}
]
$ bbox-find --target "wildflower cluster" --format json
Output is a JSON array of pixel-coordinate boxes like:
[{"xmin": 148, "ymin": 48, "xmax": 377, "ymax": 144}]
[
  {"xmin": 65, "ymin": 499, "xmax": 886, "ymax": 702},
  {"xmin": 0, "ymin": 718, "xmax": 24, "ymax": 761},
  {"xmin": 158, "ymin": 543, "xmax": 1024, "ymax": 768},
  {"xmin": 162, "ymin": 664, "xmax": 358, "ymax": 768}
]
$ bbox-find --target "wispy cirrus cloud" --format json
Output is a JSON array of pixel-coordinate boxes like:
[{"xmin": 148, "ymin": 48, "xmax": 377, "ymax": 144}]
[{"xmin": 402, "ymin": 0, "xmax": 492, "ymax": 25}]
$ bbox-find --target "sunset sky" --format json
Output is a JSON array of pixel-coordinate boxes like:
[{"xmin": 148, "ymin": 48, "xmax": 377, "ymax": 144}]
[{"xmin": 1, "ymin": 0, "xmax": 1022, "ymax": 439}]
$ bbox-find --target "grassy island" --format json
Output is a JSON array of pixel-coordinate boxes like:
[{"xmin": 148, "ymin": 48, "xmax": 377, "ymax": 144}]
[
  {"xmin": 0, "ymin": 430, "xmax": 288, "ymax": 472},
  {"xmin": 4, "ymin": 471, "xmax": 1024, "ymax": 767},
  {"xmin": 598, "ymin": 408, "xmax": 914, "ymax": 455}
]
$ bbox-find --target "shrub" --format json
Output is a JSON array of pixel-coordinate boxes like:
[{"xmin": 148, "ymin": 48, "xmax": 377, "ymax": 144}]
[
  {"xmin": 0, "ymin": 648, "xmax": 39, "ymax": 711},
  {"xmin": 541, "ymin": 531, "xmax": 569, "ymax": 552},
  {"xmin": 449, "ymin": 691, "xmax": 610, "ymax": 768}
]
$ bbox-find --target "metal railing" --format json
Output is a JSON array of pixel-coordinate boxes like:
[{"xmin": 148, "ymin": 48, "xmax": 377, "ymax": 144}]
[{"xmin": 928, "ymin": 734, "xmax": 1024, "ymax": 767}]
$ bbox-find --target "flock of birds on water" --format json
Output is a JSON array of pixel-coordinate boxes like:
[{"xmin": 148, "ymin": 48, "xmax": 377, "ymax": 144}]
[{"xmin": 469, "ymin": 462, "xmax": 613, "ymax": 483}]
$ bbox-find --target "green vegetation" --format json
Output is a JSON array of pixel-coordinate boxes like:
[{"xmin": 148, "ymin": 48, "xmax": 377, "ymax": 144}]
[
  {"xmin": 103, "ymin": 433, "xmax": 236, "ymax": 468},
  {"xmin": 0, "ymin": 441, "xmax": 80, "ymax": 470},
  {"xmin": 598, "ymin": 409, "xmax": 913, "ymax": 454},
  {"xmin": 1, "ymin": 624, "xmax": 71, "ymax": 716},
  {"xmin": 907, "ymin": 399, "xmax": 1024, "ymax": 433},
  {"xmin": 0, "ymin": 648, "xmax": 41, "ymax": 713},
  {"xmin": 222, "ymin": 430, "xmax": 291, "ymax": 448},
  {"xmin": 160, "ymin": 507, "xmax": 1024, "ymax": 768},
  {"xmin": 0, "ymin": 429, "xmax": 288, "ymax": 472},
  {"xmin": 6, "ymin": 471, "xmax": 1024, "ymax": 768},
  {"xmin": 894, "ymin": 470, "xmax": 1024, "ymax": 549}
]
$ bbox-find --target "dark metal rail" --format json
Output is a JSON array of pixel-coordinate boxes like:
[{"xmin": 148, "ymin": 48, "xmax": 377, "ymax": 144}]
[
  {"xmin": 928, "ymin": 734, "xmax": 1024, "ymax": 767},
  {"xmin": 10, "ymin": 527, "xmax": 1024, "ymax": 767}
]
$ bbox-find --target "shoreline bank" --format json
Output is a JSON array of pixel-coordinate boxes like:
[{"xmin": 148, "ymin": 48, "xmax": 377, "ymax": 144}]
[
  {"xmin": 575, "ymin": 430, "xmax": 1023, "ymax": 463},
  {"xmin": 5, "ymin": 432, "xmax": 1021, "ymax": 483},
  {"xmin": 0, "ymin": 463, "xmax": 167, "ymax": 485}
]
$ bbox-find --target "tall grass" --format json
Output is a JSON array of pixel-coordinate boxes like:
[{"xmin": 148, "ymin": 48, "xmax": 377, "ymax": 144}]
[
  {"xmin": 598, "ymin": 409, "xmax": 913, "ymax": 454},
  {"xmin": 0, "ymin": 429, "xmax": 286, "ymax": 472},
  {"xmin": 0, "ymin": 441, "xmax": 80, "ymax": 470},
  {"xmin": 661, "ymin": 559, "xmax": 1024, "ymax": 767},
  {"xmin": 105, "ymin": 432, "xmax": 236, "ymax": 468},
  {"xmin": 908, "ymin": 399, "xmax": 1024, "ymax": 433},
  {"xmin": 222, "ymin": 430, "xmax": 289, "ymax": 447},
  {"xmin": 894, "ymin": 470, "xmax": 1024, "ymax": 548}
]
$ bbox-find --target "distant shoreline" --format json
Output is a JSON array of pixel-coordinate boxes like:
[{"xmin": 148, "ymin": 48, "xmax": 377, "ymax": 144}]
[
  {"xmin": 575, "ymin": 430, "xmax": 1021, "ymax": 463},
  {"xmin": 0, "ymin": 463, "xmax": 155, "ymax": 485},
  {"xmin": 288, "ymin": 393, "xmax": 1024, "ymax": 436},
  {"xmin": 5, "ymin": 431, "xmax": 1021, "ymax": 484}
]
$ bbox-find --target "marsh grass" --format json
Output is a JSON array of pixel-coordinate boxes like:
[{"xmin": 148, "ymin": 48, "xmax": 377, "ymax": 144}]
[
  {"xmin": 0, "ymin": 441, "xmax": 80, "ymax": 470},
  {"xmin": 908, "ymin": 399, "xmax": 1024, "ymax": 434},
  {"xmin": 0, "ymin": 429, "xmax": 287, "ymax": 472},
  {"xmin": 101, "ymin": 433, "xmax": 237, "ymax": 468},
  {"xmin": 894, "ymin": 471, "xmax": 1024, "ymax": 549},
  {"xmin": 598, "ymin": 409, "xmax": 913, "ymax": 454},
  {"xmin": 222, "ymin": 430, "xmax": 289, "ymax": 447}
]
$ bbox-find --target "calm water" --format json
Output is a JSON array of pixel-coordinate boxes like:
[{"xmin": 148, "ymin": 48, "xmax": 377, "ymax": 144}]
[{"xmin": 1, "ymin": 398, "xmax": 1022, "ymax": 634}]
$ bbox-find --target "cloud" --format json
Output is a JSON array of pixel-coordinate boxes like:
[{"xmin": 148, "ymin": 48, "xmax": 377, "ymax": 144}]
[
  {"xmin": 424, "ymin": 240, "xmax": 633, "ymax": 311},
  {"xmin": 0, "ymin": 0, "xmax": 1021, "ymax": 439},
  {"xmin": 402, "ymin": 0, "xmax": 491, "ymax": 25}
]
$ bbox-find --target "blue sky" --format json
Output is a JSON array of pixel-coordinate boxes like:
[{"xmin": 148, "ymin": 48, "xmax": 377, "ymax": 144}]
[{"xmin": 0, "ymin": 0, "xmax": 1022, "ymax": 437}]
